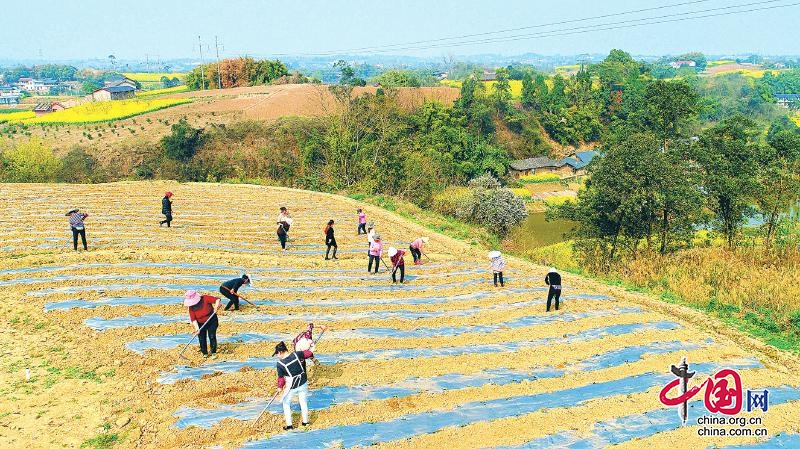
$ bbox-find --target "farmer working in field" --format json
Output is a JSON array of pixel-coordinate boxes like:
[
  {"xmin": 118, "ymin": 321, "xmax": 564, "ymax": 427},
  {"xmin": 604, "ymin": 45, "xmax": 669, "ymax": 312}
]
[
  {"xmin": 276, "ymin": 207, "xmax": 293, "ymax": 252},
  {"xmin": 389, "ymin": 246, "xmax": 406, "ymax": 284},
  {"xmin": 273, "ymin": 341, "xmax": 313, "ymax": 430},
  {"xmin": 220, "ymin": 274, "xmax": 251, "ymax": 311},
  {"xmin": 356, "ymin": 209, "xmax": 367, "ymax": 235},
  {"xmin": 489, "ymin": 250, "xmax": 506, "ymax": 287},
  {"xmin": 545, "ymin": 267, "xmax": 562, "ymax": 312},
  {"xmin": 66, "ymin": 209, "xmax": 89, "ymax": 251},
  {"xmin": 185, "ymin": 290, "xmax": 222, "ymax": 359},
  {"xmin": 409, "ymin": 236, "xmax": 429, "ymax": 265},
  {"xmin": 324, "ymin": 220, "xmax": 338, "ymax": 260},
  {"xmin": 368, "ymin": 233, "xmax": 383, "ymax": 274},
  {"xmin": 293, "ymin": 322, "xmax": 328, "ymax": 369},
  {"xmin": 160, "ymin": 191, "xmax": 173, "ymax": 227}
]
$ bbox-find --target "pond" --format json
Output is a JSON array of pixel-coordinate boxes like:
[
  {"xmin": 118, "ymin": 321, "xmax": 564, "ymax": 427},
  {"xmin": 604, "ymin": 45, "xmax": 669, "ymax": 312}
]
[{"xmin": 507, "ymin": 212, "xmax": 575, "ymax": 250}]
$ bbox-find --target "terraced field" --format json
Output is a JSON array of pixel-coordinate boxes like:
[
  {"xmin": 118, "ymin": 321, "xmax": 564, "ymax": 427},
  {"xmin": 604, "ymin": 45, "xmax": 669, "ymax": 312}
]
[{"xmin": 1, "ymin": 182, "xmax": 799, "ymax": 449}]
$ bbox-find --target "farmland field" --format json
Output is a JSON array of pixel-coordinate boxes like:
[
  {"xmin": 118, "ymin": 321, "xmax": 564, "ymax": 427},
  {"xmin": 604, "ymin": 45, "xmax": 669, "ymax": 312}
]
[
  {"xmin": 2, "ymin": 181, "xmax": 799, "ymax": 449},
  {"xmin": 123, "ymin": 73, "xmax": 188, "ymax": 83},
  {"xmin": 1, "ymin": 98, "xmax": 191, "ymax": 124}
]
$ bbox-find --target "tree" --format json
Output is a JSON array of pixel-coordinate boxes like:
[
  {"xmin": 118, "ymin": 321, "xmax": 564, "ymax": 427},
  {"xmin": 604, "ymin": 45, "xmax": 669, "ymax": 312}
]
[
  {"xmin": 491, "ymin": 67, "xmax": 512, "ymax": 114},
  {"xmin": 456, "ymin": 174, "xmax": 528, "ymax": 237},
  {"xmin": 758, "ymin": 120, "xmax": 800, "ymax": 246},
  {"xmin": 161, "ymin": 119, "xmax": 203, "ymax": 161},
  {"xmin": 640, "ymin": 80, "xmax": 699, "ymax": 150},
  {"xmin": 520, "ymin": 71, "xmax": 535, "ymax": 109},
  {"xmin": 695, "ymin": 115, "xmax": 762, "ymax": 248},
  {"xmin": 57, "ymin": 147, "xmax": 104, "ymax": 183}
]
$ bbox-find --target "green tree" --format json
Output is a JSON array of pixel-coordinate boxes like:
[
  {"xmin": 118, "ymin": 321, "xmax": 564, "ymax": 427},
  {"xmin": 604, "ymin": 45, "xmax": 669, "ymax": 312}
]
[
  {"xmin": 758, "ymin": 120, "xmax": 800, "ymax": 246},
  {"xmin": 57, "ymin": 147, "xmax": 105, "ymax": 183},
  {"xmin": 491, "ymin": 67, "xmax": 512, "ymax": 114},
  {"xmin": 520, "ymin": 71, "xmax": 535, "ymax": 109},
  {"xmin": 695, "ymin": 115, "xmax": 763, "ymax": 248},
  {"xmin": 161, "ymin": 119, "xmax": 203, "ymax": 162},
  {"xmin": 640, "ymin": 80, "xmax": 699, "ymax": 150}
]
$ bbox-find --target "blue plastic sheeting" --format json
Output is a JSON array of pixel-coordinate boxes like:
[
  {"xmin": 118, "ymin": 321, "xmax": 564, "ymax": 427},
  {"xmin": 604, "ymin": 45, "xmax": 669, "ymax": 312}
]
[
  {"xmin": 30, "ymin": 277, "xmax": 542, "ymax": 297},
  {"xmin": 84, "ymin": 298, "xmax": 547, "ymax": 330},
  {"xmin": 1, "ymin": 261, "xmax": 473, "ymax": 277},
  {"xmin": 174, "ymin": 340, "xmax": 696, "ymax": 428},
  {"xmin": 495, "ymin": 385, "xmax": 798, "ymax": 449},
  {"xmin": 238, "ymin": 360, "xmax": 758, "ymax": 449},
  {"xmin": 45, "ymin": 287, "xmax": 569, "ymax": 311},
  {"xmin": 721, "ymin": 433, "xmax": 800, "ymax": 448},
  {"xmin": 125, "ymin": 308, "xmax": 643, "ymax": 354},
  {"xmin": 126, "ymin": 332, "xmax": 287, "ymax": 355},
  {"xmin": 2, "ymin": 270, "xmax": 488, "ymax": 287},
  {"xmin": 157, "ymin": 321, "xmax": 681, "ymax": 384}
]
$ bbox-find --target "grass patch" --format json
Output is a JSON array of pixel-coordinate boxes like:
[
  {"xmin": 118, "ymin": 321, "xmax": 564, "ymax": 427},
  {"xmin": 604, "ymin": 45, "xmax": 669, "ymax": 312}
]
[{"xmin": 80, "ymin": 433, "xmax": 119, "ymax": 449}]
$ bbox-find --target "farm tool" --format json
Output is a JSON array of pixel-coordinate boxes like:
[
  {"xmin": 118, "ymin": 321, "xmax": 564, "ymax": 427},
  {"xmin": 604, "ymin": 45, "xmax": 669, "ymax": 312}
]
[
  {"xmin": 178, "ymin": 312, "xmax": 217, "ymax": 361},
  {"xmin": 251, "ymin": 390, "xmax": 281, "ymax": 428}
]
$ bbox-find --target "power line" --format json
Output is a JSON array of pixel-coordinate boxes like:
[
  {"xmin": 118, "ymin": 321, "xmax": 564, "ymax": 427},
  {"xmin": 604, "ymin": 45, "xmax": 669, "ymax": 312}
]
[
  {"xmin": 362, "ymin": 0, "xmax": 793, "ymax": 55},
  {"xmin": 272, "ymin": 0, "xmax": 795, "ymax": 57},
  {"xmin": 295, "ymin": 0, "xmax": 717, "ymax": 55}
]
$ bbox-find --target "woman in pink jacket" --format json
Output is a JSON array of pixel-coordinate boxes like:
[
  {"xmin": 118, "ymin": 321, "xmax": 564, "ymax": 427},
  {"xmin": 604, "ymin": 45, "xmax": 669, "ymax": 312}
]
[{"xmin": 368, "ymin": 234, "xmax": 383, "ymax": 274}]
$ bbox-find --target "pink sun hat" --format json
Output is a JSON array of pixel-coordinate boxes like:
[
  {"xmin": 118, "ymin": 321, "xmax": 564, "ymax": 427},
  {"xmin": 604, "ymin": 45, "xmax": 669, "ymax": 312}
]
[{"xmin": 184, "ymin": 290, "xmax": 201, "ymax": 307}]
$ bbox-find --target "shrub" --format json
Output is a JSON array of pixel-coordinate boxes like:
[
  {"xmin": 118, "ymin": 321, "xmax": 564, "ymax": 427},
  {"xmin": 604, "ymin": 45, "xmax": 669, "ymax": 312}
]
[
  {"xmin": 161, "ymin": 119, "xmax": 202, "ymax": 161},
  {"xmin": 519, "ymin": 173, "xmax": 561, "ymax": 184},
  {"xmin": 57, "ymin": 147, "xmax": 105, "ymax": 183},
  {"xmin": 543, "ymin": 195, "xmax": 575, "ymax": 206},
  {"xmin": 0, "ymin": 137, "xmax": 60, "ymax": 182},
  {"xmin": 431, "ymin": 186, "xmax": 473, "ymax": 216}
]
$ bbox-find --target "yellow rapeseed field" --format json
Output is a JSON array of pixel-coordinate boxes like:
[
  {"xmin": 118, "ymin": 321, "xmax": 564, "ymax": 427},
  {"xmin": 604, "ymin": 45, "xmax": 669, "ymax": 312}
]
[
  {"xmin": 438, "ymin": 80, "xmax": 523, "ymax": 97},
  {"xmin": 5, "ymin": 99, "xmax": 190, "ymax": 124},
  {"xmin": 0, "ymin": 110, "xmax": 36, "ymax": 123},
  {"xmin": 136, "ymin": 85, "xmax": 191, "ymax": 97},
  {"xmin": 122, "ymin": 72, "xmax": 187, "ymax": 82}
]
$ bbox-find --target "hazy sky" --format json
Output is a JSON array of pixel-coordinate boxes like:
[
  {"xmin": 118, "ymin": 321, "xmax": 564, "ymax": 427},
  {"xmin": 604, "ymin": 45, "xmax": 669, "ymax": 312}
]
[{"xmin": 2, "ymin": 0, "xmax": 798, "ymax": 60}]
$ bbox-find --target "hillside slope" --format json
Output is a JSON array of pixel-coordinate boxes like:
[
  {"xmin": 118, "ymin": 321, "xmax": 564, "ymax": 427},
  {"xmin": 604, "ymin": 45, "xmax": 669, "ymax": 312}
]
[{"xmin": 1, "ymin": 182, "xmax": 798, "ymax": 449}]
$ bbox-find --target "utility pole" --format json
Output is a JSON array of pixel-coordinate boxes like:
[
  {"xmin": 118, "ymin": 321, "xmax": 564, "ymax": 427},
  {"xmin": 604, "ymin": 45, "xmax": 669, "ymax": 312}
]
[
  {"xmin": 215, "ymin": 36, "xmax": 223, "ymax": 89},
  {"xmin": 198, "ymin": 35, "xmax": 205, "ymax": 90}
]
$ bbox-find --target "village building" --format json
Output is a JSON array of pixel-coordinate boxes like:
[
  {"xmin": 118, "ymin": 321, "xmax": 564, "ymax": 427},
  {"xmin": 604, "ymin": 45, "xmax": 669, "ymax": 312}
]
[
  {"xmin": 774, "ymin": 94, "xmax": 800, "ymax": 109},
  {"xmin": 670, "ymin": 60, "xmax": 697, "ymax": 69},
  {"xmin": 509, "ymin": 151, "xmax": 599, "ymax": 179},
  {"xmin": 104, "ymin": 76, "xmax": 138, "ymax": 90},
  {"xmin": 32, "ymin": 102, "xmax": 66, "ymax": 116},
  {"xmin": 89, "ymin": 85, "xmax": 136, "ymax": 101},
  {"xmin": 17, "ymin": 78, "xmax": 59, "ymax": 94}
]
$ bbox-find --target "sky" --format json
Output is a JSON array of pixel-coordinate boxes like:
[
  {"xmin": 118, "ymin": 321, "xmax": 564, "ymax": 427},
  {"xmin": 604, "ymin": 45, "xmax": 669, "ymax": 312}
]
[{"xmin": 1, "ymin": 0, "xmax": 799, "ymax": 61}]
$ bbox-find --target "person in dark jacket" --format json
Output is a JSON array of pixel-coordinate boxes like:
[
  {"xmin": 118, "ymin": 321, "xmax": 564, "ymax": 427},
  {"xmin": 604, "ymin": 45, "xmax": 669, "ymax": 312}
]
[
  {"xmin": 220, "ymin": 274, "xmax": 251, "ymax": 311},
  {"xmin": 545, "ymin": 267, "xmax": 562, "ymax": 312},
  {"xmin": 324, "ymin": 220, "xmax": 337, "ymax": 260},
  {"xmin": 273, "ymin": 341, "xmax": 313, "ymax": 430},
  {"xmin": 66, "ymin": 209, "xmax": 89, "ymax": 251},
  {"xmin": 185, "ymin": 290, "xmax": 222, "ymax": 359},
  {"xmin": 160, "ymin": 192, "xmax": 173, "ymax": 227},
  {"xmin": 388, "ymin": 247, "xmax": 405, "ymax": 284}
]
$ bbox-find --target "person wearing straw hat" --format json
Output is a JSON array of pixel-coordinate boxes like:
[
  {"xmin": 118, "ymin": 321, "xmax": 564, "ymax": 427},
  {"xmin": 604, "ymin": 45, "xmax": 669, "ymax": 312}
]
[
  {"xmin": 273, "ymin": 341, "xmax": 314, "ymax": 430},
  {"xmin": 388, "ymin": 246, "xmax": 406, "ymax": 284},
  {"xmin": 160, "ymin": 191, "xmax": 173, "ymax": 227},
  {"xmin": 368, "ymin": 233, "xmax": 383, "ymax": 274},
  {"xmin": 66, "ymin": 209, "xmax": 89, "ymax": 251},
  {"xmin": 409, "ymin": 236, "xmax": 429, "ymax": 265},
  {"xmin": 488, "ymin": 250, "xmax": 506, "ymax": 287},
  {"xmin": 276, "ymin": 207, "xmax": 293, "ymax": 252},
  {"xmin": 366, "ymin": 222, "xmax": 376, "ymax": 247},
  {"xmin": 185, "ymin": 290, "xmax": 222, "ymax": 359},
  {"xmin": 356, "ymin": 209, "xmax": 367, "ymax": 235},
  {"xmin": 545, "ymin": 267, "xmax": 562, "ymax": 312},
  {"xmin": 220, "ymin": 274, "xmax": 251, "ymax": 311}
]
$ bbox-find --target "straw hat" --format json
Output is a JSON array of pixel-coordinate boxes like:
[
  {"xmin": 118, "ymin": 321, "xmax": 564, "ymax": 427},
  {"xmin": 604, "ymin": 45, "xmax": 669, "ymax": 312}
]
[
  {"xmin": 373, "ymin": 234, "xmax": 381, "ymax": 240},
  {"xmin": 367, "ymin": 222, "xmax": 375, "ymax": 228},
  {"xmin": 184, "ymin": 290, "xmax": 201, "ymax": 307},
  {"xmin": 488, "ymin": 250, "xmax": 501, "ymax": 259},
  {"xmin": 388, "ymin": 247, "xmax": 398, "ymax": 257},
  {"xmin": 65, "ymin": 208, "xmax": 79, "ymax": 216},
  {"xmin": 421, "ymin": 237, "xmax": 429, "ymax": 243},
  {"xmin": 549, "ymin": 267, "xmax": 558, "ymax": 273}
]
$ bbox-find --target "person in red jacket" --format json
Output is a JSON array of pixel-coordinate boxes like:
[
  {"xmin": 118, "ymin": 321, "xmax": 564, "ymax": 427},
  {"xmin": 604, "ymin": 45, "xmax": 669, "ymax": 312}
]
[
  {"xmin": 184, "ymin": 290, "xmax": 222, "ymax": 359},
  {"xmin": 388, "ymin": 247, "xmax": 405, "ymax": 284}
]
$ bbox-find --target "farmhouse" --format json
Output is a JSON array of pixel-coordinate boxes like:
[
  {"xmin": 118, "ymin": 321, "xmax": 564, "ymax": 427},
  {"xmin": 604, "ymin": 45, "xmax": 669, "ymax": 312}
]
[
  {"xmin": 0, "ymin": 95, "xmax": 20, "ymax": 105},
  {"xmin": 32, "ymin": 102, "xmax": 66, "ymax": 116},
  {"xmin": 775, "ymin": 94, "xmax": 800, "ymax": 109},
  {"xmin": 104, "ymin": 76, "xmax": 138, "ymax": 90},
  {"xmin": 90, "ymin": 85, "xmax": 136, "ymax": 101},
  {"xmin": 670, "ymin": 60, "xmax": 697, "ymax": 69},
  {"xmin": 17, "ymin": 78, "xmax": 59, "ymax": 94},
  {"xmin": 509, "ymin": 151, "xmax": 599, "ymax": 178}
]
